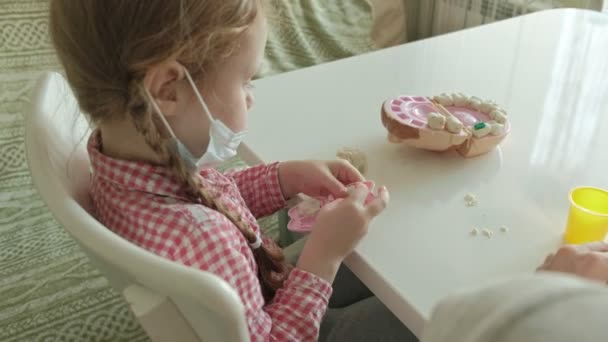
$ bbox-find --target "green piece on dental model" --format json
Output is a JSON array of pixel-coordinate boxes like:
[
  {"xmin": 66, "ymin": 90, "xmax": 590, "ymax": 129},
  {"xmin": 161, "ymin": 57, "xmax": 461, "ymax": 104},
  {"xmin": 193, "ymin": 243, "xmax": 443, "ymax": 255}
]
[{"xmin": 474, "ymin": 122, "xmax": 486, "ymax": 130}]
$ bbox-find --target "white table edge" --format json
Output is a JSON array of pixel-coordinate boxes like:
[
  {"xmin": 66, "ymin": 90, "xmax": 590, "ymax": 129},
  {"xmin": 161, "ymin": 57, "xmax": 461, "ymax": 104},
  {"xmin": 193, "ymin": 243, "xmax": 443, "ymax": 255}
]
[{"xmin": 344, "ymin": 251, "xmax": 426, "ymax": 337}]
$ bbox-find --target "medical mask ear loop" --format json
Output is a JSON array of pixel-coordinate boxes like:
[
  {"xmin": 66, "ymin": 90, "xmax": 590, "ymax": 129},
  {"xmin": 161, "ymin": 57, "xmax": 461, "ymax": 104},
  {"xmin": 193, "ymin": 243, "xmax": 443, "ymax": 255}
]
[
  {"xmin": 143, "ymin": 87, "xmax": 198, "ymax": 171},
  {"xmin": 183, "ymin": 69, "xmax": 215, "ymax": 123},
  {"xmin": 183, "ymin": 68, "xmax": 247, "ymax": 157},
  {"xmin": 143, "ymin": 87, "xmax": 180, "ymax": 140}
]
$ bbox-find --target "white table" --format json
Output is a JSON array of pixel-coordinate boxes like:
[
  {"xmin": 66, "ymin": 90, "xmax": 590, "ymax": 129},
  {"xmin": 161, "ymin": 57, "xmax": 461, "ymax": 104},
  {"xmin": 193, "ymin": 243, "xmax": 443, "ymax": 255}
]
[{"xmin": 243, "ymin": 9, "xmax": 608, "ymax": 337}]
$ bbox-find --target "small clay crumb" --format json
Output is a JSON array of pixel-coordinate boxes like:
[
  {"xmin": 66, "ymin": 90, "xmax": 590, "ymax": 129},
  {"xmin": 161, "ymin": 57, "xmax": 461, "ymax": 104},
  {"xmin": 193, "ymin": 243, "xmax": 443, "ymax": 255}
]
[{"xmin": 464, "ymin": 193, "xmax": 478, "ymax": 207}]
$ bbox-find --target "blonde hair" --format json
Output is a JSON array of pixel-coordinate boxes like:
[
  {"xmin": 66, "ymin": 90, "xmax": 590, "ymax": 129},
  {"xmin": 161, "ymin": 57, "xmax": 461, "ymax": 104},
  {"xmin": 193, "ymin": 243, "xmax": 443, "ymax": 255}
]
[{"xmin": 49, "ymin": 0, "xmax": 290, "ymax": 301}]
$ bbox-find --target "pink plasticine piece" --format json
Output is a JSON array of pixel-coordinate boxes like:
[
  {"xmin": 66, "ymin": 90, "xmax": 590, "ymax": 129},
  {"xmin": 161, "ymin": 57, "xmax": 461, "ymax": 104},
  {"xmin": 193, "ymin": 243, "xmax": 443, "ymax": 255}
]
[{"xmin": 287, "ymin": 181, "xmax": 377, "ymax": 233}]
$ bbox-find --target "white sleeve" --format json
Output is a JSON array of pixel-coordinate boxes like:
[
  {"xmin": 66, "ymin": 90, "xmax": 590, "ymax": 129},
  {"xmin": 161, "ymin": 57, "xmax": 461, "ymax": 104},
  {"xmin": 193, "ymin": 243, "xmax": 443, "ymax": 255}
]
[{"xmin": 422, "ymin": 273, "xmax": 608, "ymax": 342}]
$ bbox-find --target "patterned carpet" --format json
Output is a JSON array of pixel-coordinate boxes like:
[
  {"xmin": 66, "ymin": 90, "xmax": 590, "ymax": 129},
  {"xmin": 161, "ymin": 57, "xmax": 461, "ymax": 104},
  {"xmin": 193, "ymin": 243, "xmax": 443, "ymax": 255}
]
[
  {"xmin": 0, "ymin": 0, "xmax": 150, "ymax": 341},
  {"xmin": 0, "ymin": 0, "xmax": 375, "ymax": 340}
]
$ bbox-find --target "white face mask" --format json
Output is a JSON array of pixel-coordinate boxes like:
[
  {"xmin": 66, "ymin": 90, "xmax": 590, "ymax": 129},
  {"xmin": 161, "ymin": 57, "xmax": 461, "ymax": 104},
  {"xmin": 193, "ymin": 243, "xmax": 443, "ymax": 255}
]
[{"xmin": 144, "ymin": 68, "xmax": 247, "ymax": 171}]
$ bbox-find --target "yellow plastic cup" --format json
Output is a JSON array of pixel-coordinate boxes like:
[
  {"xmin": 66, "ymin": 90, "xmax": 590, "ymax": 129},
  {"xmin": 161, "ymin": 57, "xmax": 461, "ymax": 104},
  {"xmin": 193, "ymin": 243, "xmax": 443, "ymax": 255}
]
[{"xmin": 564, "ymin": 187, "xmax": 608, "ymax": 244}]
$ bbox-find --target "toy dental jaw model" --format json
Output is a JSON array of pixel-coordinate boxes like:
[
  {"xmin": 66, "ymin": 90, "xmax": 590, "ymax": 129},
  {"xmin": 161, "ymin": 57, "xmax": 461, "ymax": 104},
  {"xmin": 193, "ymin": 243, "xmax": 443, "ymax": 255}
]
[{"xmin": 381, "ymin": 93, "xmax": 510, "ymax": 157}]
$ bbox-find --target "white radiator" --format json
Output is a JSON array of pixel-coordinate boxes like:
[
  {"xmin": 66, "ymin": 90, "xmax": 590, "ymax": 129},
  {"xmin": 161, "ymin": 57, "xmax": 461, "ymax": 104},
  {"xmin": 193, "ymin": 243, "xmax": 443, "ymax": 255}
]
[{"xmin": 407, "ymin": 0, "xmax": 605, "ymax": 39}]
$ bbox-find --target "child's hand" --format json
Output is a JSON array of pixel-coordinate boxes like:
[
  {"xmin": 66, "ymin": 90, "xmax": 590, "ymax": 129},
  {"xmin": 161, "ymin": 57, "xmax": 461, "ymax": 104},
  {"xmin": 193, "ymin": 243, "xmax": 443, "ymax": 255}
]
[
  {"xmin": 278, "ymin": 160, "xmax": 364, "ymax": 199},
  {"xmin": 537, "ymin": 242, "xmax": 608, "ymax": 284},
  {"xmin": 296, "ymin": 184, "xmax": 390, "ymax": 283}
]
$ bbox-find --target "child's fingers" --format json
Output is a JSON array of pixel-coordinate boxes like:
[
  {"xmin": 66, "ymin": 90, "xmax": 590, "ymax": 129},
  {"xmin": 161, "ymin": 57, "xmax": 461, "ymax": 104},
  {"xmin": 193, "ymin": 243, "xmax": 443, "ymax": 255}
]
[
  {"xmin": 332, "ymin": 160, "xmax": 365, "ymax": 185},
  {"xmin": 538, "ymin": 253, "xmax": 555, "ymax": 270},
  {"xmin": 324, "ymin": 175, "xmax": 348, "ymax": 197},
  {"xmin": 321, "ymin": 199, "xmax": 341, "ymax": 211},
  {"xmin": 342, "ymin": 163, "xmax": 365, "ymax": 184},
  {"xmin": 581, "ymin": 241, "xmax": 608, "ymax": 253},
  {"xmin": 366, "ymin": 186, "xmax": 389, "ymax": 217},
  {"xmin": 346, "ymin": 184, "xmax": 368, "ymax": 203}
]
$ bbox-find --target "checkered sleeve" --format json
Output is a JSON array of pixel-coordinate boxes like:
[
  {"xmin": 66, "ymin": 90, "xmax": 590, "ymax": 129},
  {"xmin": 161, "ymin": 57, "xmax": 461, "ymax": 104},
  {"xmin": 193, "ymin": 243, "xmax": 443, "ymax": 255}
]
[
  {"xmin": 265, "ymin": 269, "xmax": 333, "ymax": 340},
  {"xmin": 225, "ymin": 162, "xmax": 286, "ymax": 218},
  {"xmin": 172, "ymin": 209, "xmax": 332, "ymax": 341}
]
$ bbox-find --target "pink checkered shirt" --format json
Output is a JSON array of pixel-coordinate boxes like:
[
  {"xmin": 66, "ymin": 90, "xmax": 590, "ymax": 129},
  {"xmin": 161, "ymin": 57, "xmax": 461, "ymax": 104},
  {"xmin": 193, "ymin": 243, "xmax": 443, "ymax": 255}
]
[{"xmin": 88, "ymin": 132, "xmax": 332, "ymax": 341}]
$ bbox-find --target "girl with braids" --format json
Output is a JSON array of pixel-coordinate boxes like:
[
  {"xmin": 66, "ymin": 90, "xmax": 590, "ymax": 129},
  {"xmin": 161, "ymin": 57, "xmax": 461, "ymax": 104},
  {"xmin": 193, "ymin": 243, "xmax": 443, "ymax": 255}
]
[{"xmin": 49, "ymin": 0, "xmax": 416, "ymax": 340}]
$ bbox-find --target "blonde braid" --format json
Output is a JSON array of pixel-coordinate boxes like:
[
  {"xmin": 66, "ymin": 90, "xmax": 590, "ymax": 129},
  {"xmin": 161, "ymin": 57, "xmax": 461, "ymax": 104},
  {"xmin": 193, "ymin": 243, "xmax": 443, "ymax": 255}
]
[
  {"xmin": 129, "ymin": 80, "xmax": 290, "ymax": 301},
  {"xmin": 201, "ymin": 184, "xmax": 290, "ymax": 301}
]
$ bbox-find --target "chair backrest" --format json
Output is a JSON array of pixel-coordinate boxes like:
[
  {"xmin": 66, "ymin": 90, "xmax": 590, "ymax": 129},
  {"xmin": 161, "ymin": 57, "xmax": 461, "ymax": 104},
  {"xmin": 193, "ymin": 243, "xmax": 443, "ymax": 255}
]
[{"xmin": 24, "ymin": 72, "xmax": 249, "ymax": 342}]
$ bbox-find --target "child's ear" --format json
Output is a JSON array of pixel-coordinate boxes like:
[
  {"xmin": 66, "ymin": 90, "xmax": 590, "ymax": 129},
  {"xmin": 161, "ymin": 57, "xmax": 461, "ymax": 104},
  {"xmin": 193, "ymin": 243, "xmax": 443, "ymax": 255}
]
[{"xmin": 143, "ymin": 60, "xmax": 185, "ymax": 117}]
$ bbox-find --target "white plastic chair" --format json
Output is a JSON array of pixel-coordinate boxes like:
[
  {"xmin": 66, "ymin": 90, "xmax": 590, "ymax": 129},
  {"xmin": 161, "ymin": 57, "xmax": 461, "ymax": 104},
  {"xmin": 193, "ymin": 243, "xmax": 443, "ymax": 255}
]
[{"xmin": 24, "ymin": 71, "xmax": 250, "ymax": 342}]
